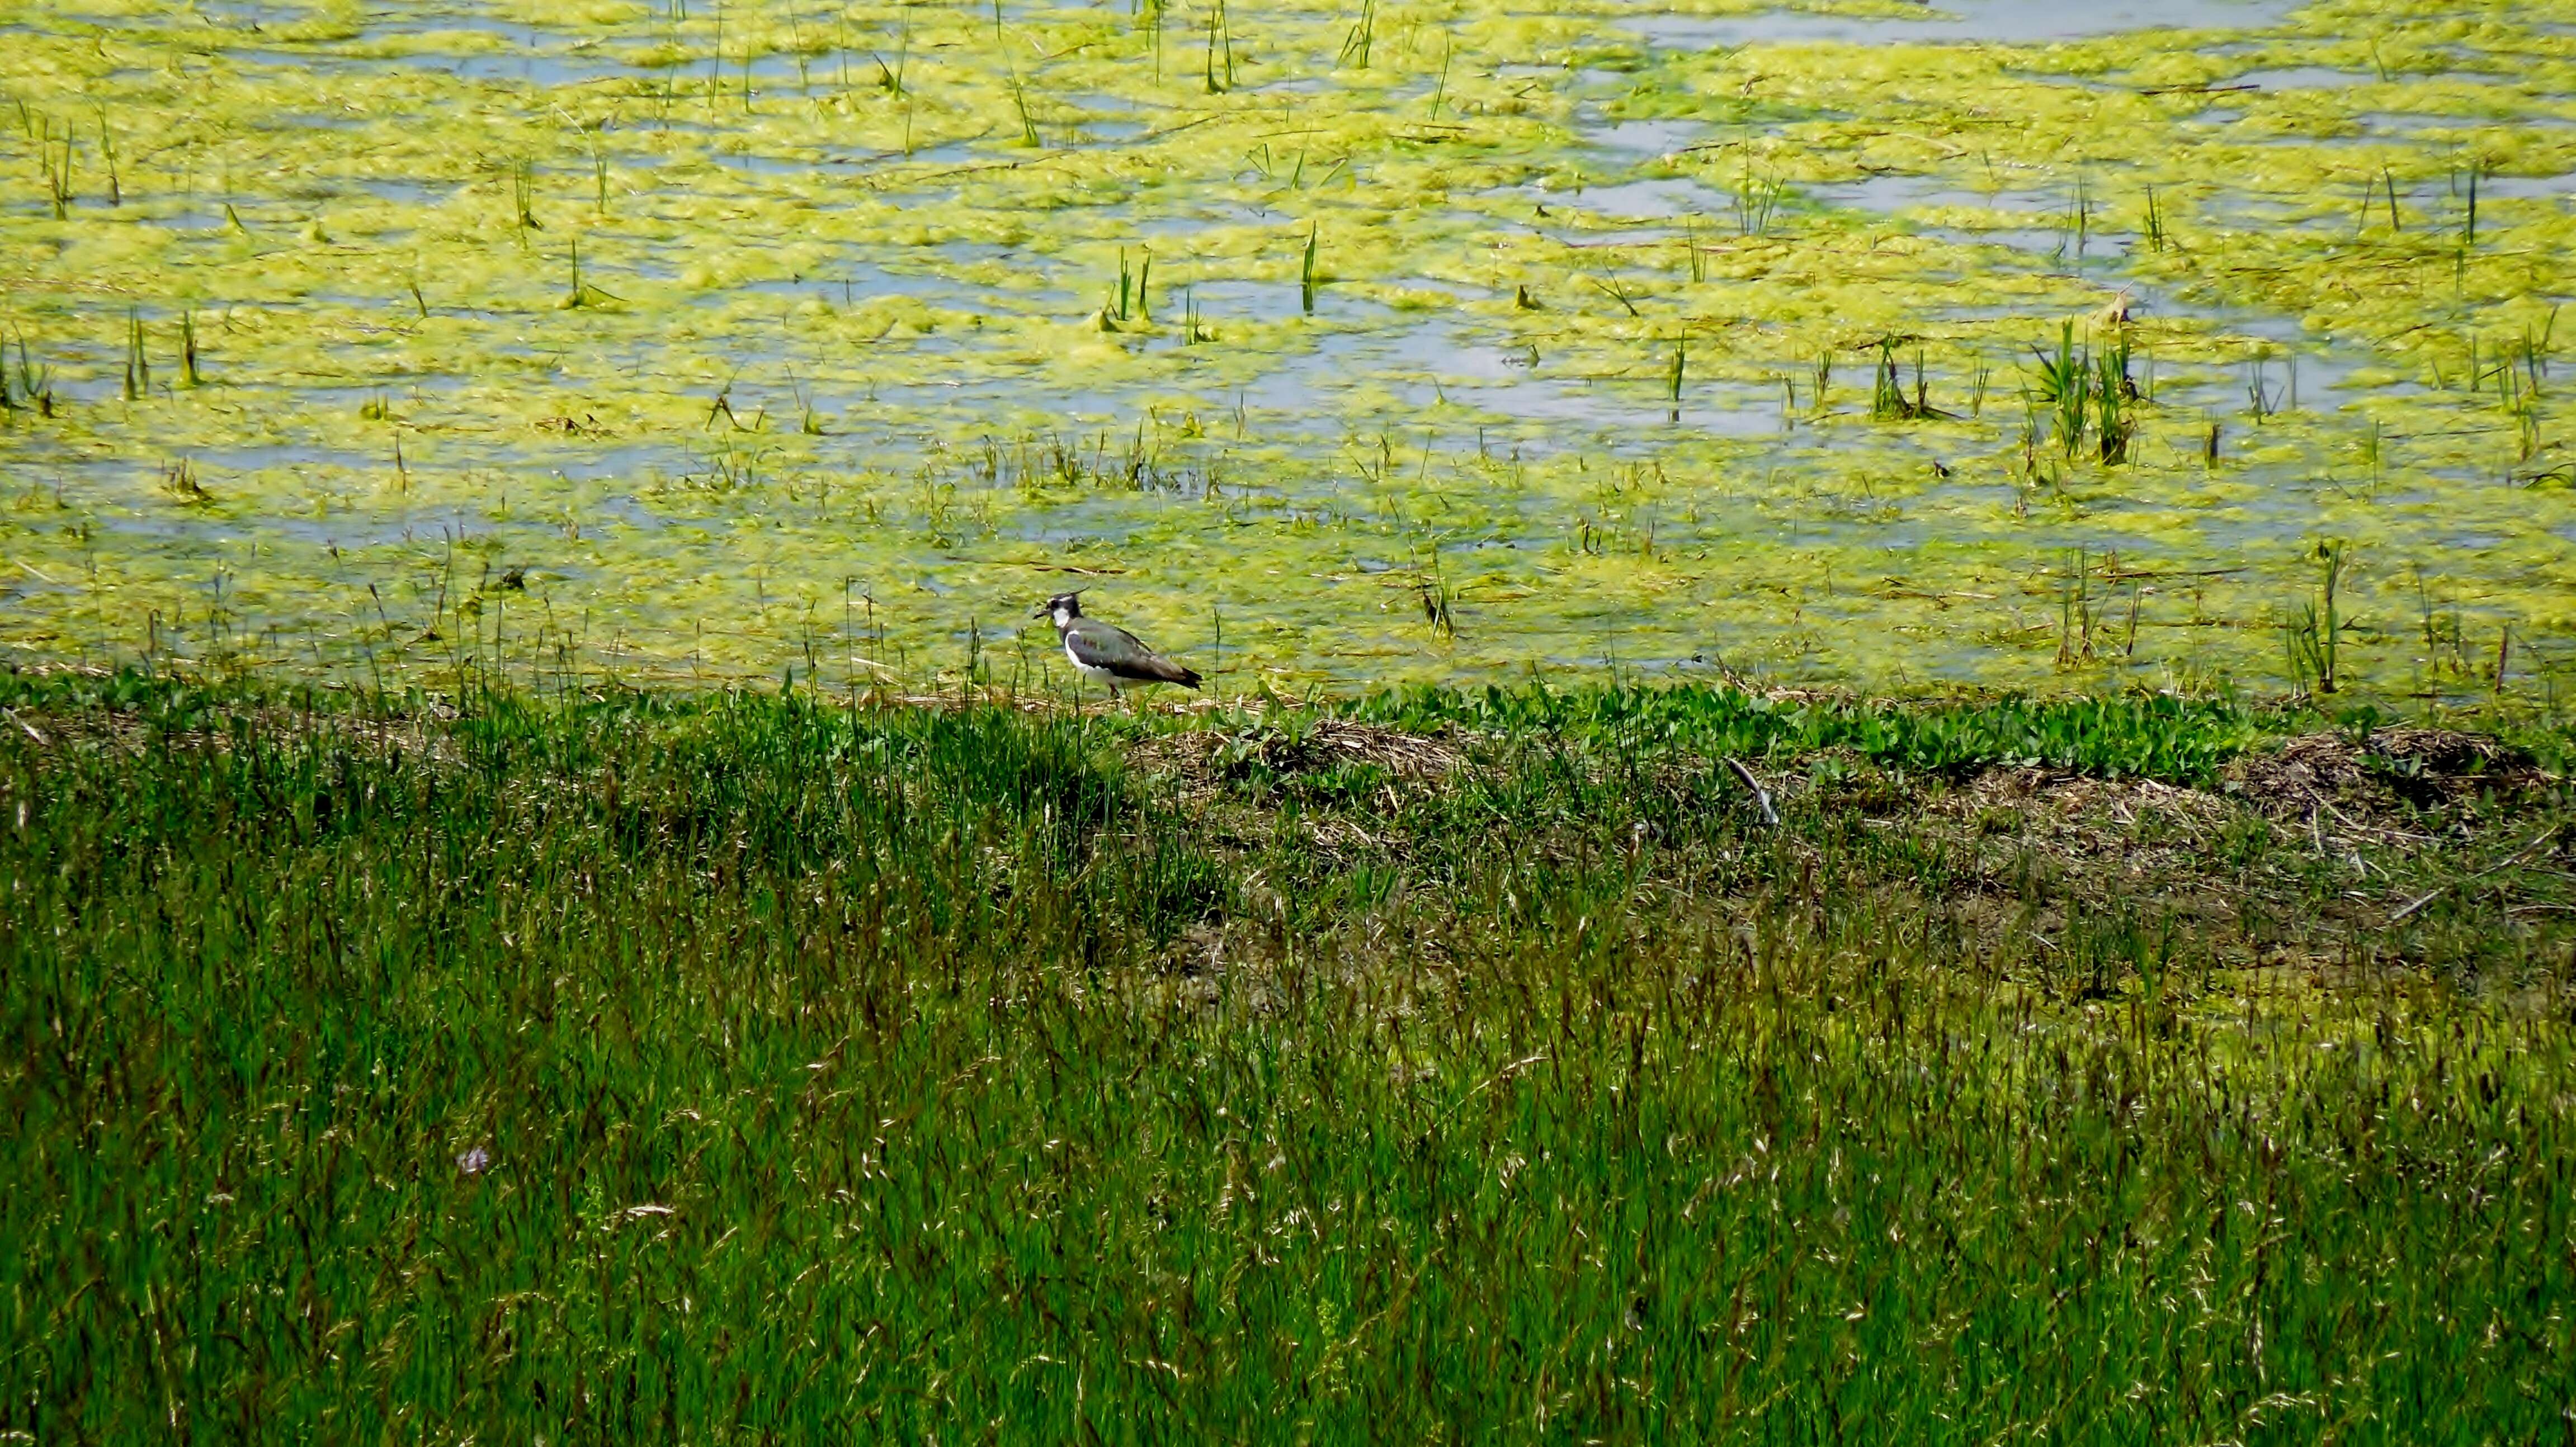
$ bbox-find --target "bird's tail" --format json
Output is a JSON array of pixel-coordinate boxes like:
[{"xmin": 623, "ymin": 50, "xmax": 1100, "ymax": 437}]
[{"xmin": 1137, "ymin": 658, "xmax": 1201, "ymax": 689}]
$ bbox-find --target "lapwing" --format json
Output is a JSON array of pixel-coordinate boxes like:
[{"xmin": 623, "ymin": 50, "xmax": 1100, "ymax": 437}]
[{"xmin": 1035, "ymin": 591, "xmax": 1201, "ymax": 703}]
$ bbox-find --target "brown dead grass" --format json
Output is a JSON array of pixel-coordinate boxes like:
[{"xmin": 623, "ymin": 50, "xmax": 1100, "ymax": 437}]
[
  {"xmin": 1133, "ymin": 718, "xmax": 1465, "ymax": 803},
  {"xmin": 2221, "ymin": 727, "xmax": 2545, "ymax": 820}
]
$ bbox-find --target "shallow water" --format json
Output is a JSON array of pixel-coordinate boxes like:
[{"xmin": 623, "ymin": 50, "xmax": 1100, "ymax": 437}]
[
  {"xmin": 3, "ymin": 0, "xmax": 2572, "ymax": 699},
  {"xmin": 1620, "ymin": 0, "xmax": 2303, "ymax": 48}
]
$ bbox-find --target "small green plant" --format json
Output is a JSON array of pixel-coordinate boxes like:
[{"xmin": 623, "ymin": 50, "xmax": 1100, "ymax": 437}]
[
  {"xmin": 2056, "ymin": 177, "xmax": 2092, "ymax": 261},
  {"xmin": 1, "ymin": 328, "xmax": 53, "ymax": 417},
  {"xmin": 1871, "ymin": 340, "xmax": 1906, "ymax": 419},
  {"xmin": 1418, "ymin": 541, "xmax": 1456, "ymax": 638},
  {"xmin": 1109, "ymin": 247, "xmax": 1140, "ymax": 324},
  {"xmin": 2245, "ymin": 354, "xmax": 2281, "ymax": 419},
  {"xmin": 1591, "ymin": 268, "xmax": 1640, "ymax": 318},
  {"xmin": 2284, "ymin": 540, "xmax": 2351, "ymax": 696},
  {"xmin": 2093, "ymin": 330, "xmax": 2133, "ymax": 464},
  {"xmin": 121, "ymin": 307, "xmax": 148, "ymax": 401},
  {"xmin": 1008, "ymin": 72, "xmax": 1042, "ymax": 148},
  {"xmin": 1138, "ymin": 0, "xmax": 1165, "ymax": 78},
  {"xmin": 160, "ymin": 456, "xmax": 206, "ymax": 502},
  {"xmin": 1301, "ymin": 222, "xmax": 1318, "ymax": 315},
  {"xmin": 93, "ymin": 106, "xmax": 118, "ymax": 207},
  {"xmin": 875, "ymin": 11, "xmax": 912, "ymax": 97},
  {"xmin": 511, "ymin": 158, "xmax": 540, "ymax": 237},
  {"xmin": 1203, "ymin": 0, "xmax": 1234, "ymax": 93},
  {"xmin": 2027, "ymin": 321, "xmax": 2087, "ymax": 455},
  {"xmin": 790, "ymin": 372, "xmax": 824, "ymax": 435},
  {"xmin": 2506, "ymin": 358, "xmax": 2540, "ymax": 460},
  {"xmin": 39, "ymin": 119, "xmax": 72, "ymax": 217},
  {"xmin": 2056, "ymin": 548, "xmax": 2096, "ymax": 666},
  {"xmin": 1733, "ymin": 162, "xmax": 1784, "ymax": 236},
  {"xmin": 1339, "ymin": 0, "xmax": 1375, "ymax": 67},
  {"xmin": 1871, "ymin": 339, "xmax": 1950, "ymax": 422},
  {"xmin": 1182, "ymin": 283, "xmax": 1209, "ymax": 344},
  {"xmin": 2412, "ymin": 568, "xmax": 2475, "ymax": 682}
]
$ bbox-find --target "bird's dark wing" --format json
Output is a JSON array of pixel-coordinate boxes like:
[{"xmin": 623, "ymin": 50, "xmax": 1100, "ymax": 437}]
[{"xmin": 1067, "ymin": 620, "xmax": 1201, "ymax": 687}]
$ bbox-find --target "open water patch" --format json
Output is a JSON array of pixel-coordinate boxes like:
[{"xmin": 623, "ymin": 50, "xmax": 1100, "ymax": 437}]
[{"xmin": 1621, "ymin": 0, "xmax": 2301, "ymax": 50}]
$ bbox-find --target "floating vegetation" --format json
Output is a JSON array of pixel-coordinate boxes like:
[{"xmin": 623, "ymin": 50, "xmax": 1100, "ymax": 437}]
[{"xmin": 0, "ymin": 0, "xmax": 2568, "ymax": 702}]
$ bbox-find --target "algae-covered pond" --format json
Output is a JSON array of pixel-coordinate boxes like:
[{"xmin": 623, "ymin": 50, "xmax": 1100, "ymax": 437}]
[{"xmin": 4, "ymin": 0, "xmax": 2574, "ymax": 695}]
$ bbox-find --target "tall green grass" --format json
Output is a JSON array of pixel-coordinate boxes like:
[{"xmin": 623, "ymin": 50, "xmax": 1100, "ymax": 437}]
[
  {"xmin": 1, "ymin": 675, "xmax": 2569, "ymax": 1440},
  {"xmin": 1343, "ymin": 679, "xmax": 2275, "ymax": 782}
]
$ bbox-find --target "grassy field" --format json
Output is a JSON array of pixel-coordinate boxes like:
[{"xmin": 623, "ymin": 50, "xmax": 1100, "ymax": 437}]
[{"xmin": 3, "ymin": 669, "xmax": 2573, "ymax": 1441}]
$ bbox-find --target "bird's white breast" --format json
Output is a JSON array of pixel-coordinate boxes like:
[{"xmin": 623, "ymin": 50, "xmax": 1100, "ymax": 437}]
[{"xmin": 1063, "ymin": 638, "xmax": 1115, "ymax": 683}]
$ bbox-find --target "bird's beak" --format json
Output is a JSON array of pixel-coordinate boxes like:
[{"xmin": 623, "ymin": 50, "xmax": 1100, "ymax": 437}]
[{"xmin": 1031, "ymin": 604, "xmax": 1050, "ymax": 618}]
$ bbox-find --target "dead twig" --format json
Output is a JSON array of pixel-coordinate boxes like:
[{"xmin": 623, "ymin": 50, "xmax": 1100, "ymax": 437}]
[
  {"xmin": 2390, "ymin": 826, "xmax": 2561, "ymax": 923},
  {"xmin": 1726, "ymin": 758, "xmax": 1780, "ymax": 829}
]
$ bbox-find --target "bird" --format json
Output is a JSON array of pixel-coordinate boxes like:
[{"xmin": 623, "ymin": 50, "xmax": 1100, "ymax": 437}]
[{"xmin": 1034, "ymin": 590, "xmax": 1201, "ymax": 703}]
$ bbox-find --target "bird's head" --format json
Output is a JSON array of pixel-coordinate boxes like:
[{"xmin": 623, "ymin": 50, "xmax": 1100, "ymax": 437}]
[{"xmin": 1034, "ymin": 590, "xmax": 1085, "ymax": 626}]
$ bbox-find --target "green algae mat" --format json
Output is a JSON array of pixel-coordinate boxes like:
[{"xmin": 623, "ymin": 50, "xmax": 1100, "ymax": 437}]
[{"xmin": 4, "ymin": 0, "xmax": 2574, "ymax": 696}]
